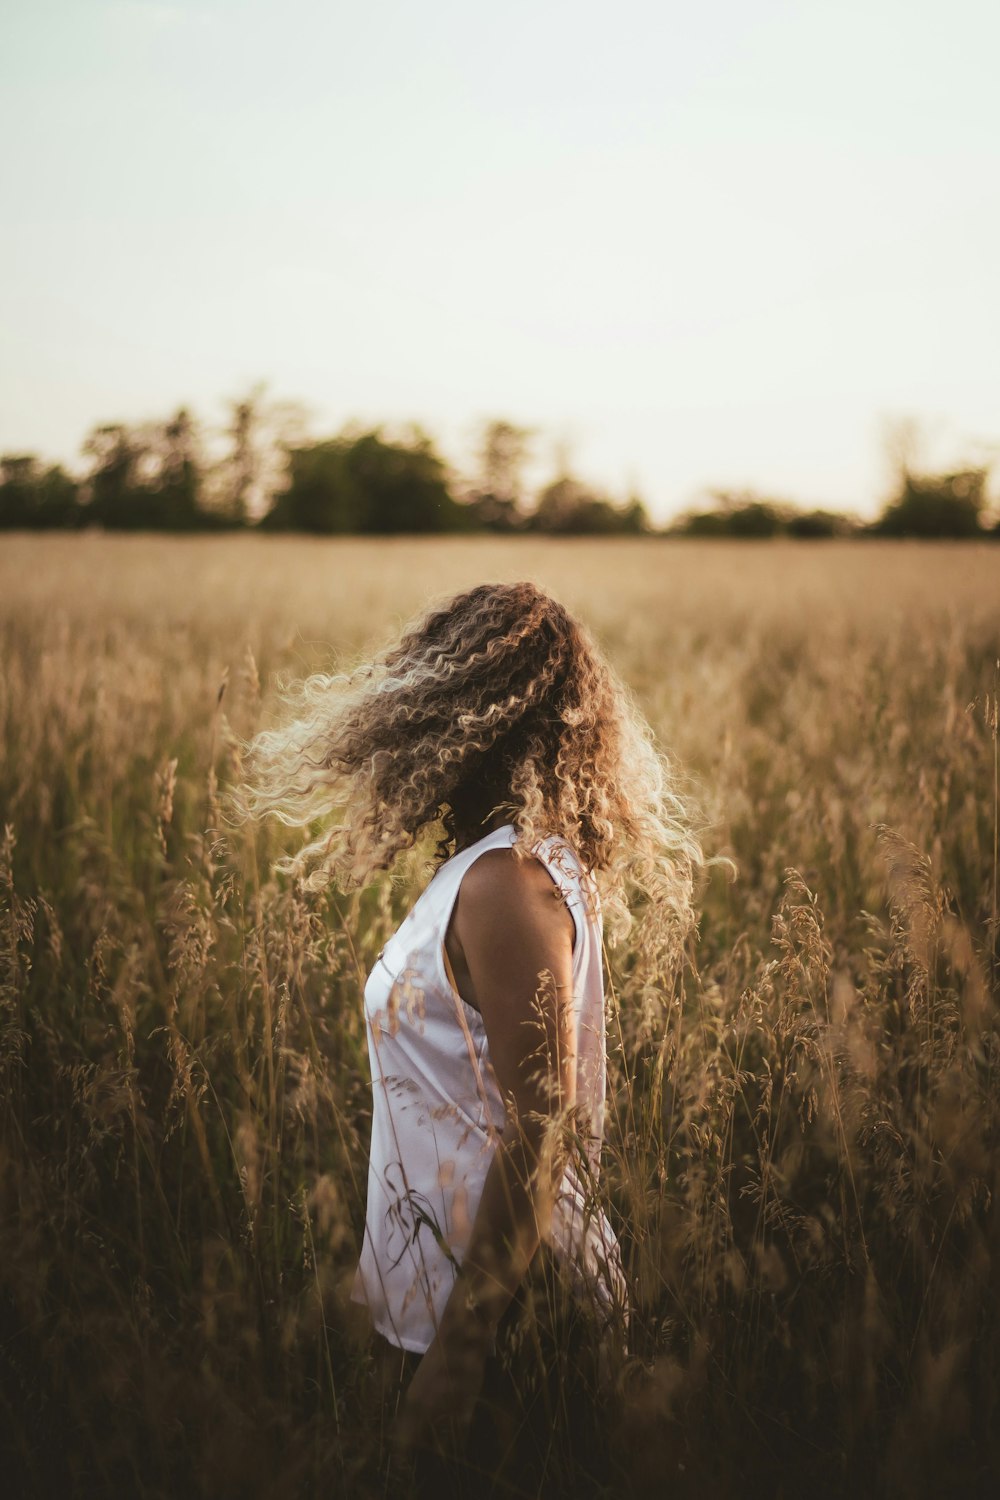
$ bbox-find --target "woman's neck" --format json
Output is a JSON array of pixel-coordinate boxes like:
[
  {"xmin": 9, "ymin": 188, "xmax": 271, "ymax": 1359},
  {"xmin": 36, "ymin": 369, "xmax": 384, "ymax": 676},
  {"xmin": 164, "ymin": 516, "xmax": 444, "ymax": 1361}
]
[
  {"xmin": 454, "ymin": 812, "xmax": 509, "ymax": 849},
  {"xmin": 449, "ymin": 787, "xmax": 512, "ymax": 854}
]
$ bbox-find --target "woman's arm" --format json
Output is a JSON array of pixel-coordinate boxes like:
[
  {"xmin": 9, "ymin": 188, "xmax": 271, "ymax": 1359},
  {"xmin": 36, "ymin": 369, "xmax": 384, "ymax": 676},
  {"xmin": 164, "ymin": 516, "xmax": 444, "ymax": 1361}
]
[{"xmin": 391, "ymin": 847, "xmax": 577, "ymax": 1453}]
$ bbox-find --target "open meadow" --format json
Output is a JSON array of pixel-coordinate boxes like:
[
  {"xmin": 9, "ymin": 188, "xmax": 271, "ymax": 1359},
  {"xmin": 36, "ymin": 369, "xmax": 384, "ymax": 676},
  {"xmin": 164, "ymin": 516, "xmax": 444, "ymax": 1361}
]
[{"xmin": 1, "ymin": 534, "xmax": 998, "ymax": 1498}]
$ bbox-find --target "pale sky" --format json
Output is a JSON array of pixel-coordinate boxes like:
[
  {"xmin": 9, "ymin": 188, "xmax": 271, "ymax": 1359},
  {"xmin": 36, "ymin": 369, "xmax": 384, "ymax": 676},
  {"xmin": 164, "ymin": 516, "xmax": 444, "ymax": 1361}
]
[{"xmin": 2, "ymin": 0, "xmax": 998, "ymax": 521}]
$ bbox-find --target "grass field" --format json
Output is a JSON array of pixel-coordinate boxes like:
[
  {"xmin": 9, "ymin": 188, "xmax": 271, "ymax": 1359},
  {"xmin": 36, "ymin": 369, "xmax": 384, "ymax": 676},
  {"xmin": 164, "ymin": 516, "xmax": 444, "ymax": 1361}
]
[{"xmin": 1, "ymin": 534, "xmax": 998, "ymax": 1498}]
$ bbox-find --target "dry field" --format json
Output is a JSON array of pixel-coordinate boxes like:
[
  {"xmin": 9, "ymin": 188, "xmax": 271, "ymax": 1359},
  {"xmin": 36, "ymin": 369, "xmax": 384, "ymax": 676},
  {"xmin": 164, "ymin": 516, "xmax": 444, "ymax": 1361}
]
[{"xmin": 1, "ymin": 534, "xmax": 998, "ymax": 1498}]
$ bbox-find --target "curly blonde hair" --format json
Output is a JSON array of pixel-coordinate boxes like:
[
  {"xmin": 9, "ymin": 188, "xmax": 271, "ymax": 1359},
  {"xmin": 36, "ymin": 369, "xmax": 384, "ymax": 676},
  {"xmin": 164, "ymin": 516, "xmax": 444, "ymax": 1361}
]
[{"xmin": 230, "ymin": 580, "xmax": 707, "ymax": 975}]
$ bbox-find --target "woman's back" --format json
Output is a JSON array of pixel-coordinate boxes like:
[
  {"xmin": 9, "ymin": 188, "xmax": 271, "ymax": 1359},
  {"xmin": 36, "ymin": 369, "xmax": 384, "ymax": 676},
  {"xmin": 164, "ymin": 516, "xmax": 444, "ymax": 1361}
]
[{"xmin": 350, "ymin": 823, "xmax": 628, "ymax": 1355}]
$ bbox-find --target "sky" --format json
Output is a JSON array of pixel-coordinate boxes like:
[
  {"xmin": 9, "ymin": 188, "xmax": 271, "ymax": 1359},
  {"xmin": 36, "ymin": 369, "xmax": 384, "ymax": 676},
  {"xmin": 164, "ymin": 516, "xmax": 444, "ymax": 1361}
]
[{"xmin": 1, "ymin": 0, "xmax": 998, "ymax": 522}]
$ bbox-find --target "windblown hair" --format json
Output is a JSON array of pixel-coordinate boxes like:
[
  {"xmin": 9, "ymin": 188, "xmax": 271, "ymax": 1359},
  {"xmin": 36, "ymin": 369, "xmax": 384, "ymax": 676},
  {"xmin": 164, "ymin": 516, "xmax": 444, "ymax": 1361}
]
[{"xmin": 230, "ymin": 580, "xmax": 708, "ymax": 975}]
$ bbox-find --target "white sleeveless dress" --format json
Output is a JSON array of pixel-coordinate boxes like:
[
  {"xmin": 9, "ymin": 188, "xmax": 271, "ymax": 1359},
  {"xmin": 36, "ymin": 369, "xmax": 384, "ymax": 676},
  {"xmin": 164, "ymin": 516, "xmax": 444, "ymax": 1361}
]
[{"xmin": 350, "ymin": 823, "xmax": 629, "ymax": 1354}]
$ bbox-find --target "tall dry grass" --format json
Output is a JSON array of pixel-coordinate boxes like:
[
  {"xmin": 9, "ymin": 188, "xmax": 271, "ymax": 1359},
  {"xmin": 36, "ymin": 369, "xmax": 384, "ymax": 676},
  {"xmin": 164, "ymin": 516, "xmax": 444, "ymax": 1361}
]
[{"xmin": 0, "ymin": 534, "xmax": 997, "ymax": 1498}]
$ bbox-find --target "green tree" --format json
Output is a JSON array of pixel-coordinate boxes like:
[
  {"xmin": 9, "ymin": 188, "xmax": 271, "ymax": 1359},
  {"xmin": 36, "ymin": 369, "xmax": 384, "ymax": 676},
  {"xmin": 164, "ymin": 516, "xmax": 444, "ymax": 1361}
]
[
  {"xmin": 153, "ymin": 408, "xmax": 209, "ymax": 529},
  {"xmin": 466, "ymin": 419, "xmax": 534, "ymax": 531},
  {"xmin": 80, "ymin": 423, "xmax": 149, "ymax": 528},
  {"xmin": 79, "ymin": 411, "xmax": 216, "ymax": 530},
  {"xmin": 210, "ymin": 383, "xmax": 310, "ymax": 525},
  {"xmin": 672, "ymin": 489, "xmax": 790, "ymax": 537},
  {"xmin": 871, "ymin": 467, "xmax": 989, "ymax": 538},
  {"xmin": 616, "ymin": 493, "xmax": 651, "ymax": 534},
  {"xmin": 263, "ymin": 427, "xmax": 467, "ymax": 534},
  {"xmin": 671, "ymin": 489, "xmax": 860, "ymax": 538},
  {"xmin": 225, "ymin": 393, "xmax": 257, "ymax": 526},
  {"xmin": 785, "ymin": 508, "xmax": 856, "ymax": 538},
  {"xmin": 348, "ymin": 428, "xmax": 465, "ymax": 533},
  {"xmin": 714, "ymin": 496, "xmax": 786, "ymax": 537},
  {"xmin": 262, "ymin": 439, "xmax": 360, "ymax": 533},
  {"xmin": 529, "ymin": 472, "xmax": 649, "ymax": 535},
  {"xmin": 0, "ymin": 456, "xmax": 81, "ymax": 529}
]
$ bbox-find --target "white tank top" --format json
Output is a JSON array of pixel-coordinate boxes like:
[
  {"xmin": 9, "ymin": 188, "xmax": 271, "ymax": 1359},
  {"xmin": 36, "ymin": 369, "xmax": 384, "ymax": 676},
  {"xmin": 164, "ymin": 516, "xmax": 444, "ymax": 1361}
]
[{"xmin": 350, "ymin": 822, "xmax": 629, "ymax": 1354}]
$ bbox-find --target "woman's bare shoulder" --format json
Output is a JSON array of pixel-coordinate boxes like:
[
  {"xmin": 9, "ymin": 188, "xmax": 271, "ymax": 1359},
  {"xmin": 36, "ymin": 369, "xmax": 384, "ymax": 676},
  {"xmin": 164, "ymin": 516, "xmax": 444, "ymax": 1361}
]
[{"xmin": 456, "ymin": 846, "xmax": 573, "ymax": 930}]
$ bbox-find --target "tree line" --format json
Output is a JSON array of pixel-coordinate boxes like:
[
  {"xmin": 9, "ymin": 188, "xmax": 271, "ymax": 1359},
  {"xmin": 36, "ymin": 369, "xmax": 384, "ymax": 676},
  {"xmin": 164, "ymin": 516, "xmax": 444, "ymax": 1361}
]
[
  {"xmin": 2, "ymin": 391, "xmax": 997, "ymax": 538},
  {"xmin": 671, "ymin": 467, "xmax": 998, "ymax": 540},
  {"xmin": 0, "ymin": 396, "xmax": 647, "ymax": 537}
]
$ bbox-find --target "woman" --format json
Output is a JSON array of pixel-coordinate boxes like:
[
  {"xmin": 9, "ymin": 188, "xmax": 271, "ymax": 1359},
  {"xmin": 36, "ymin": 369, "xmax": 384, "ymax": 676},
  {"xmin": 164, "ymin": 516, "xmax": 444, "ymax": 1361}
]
[{"xmin": 235, "ymin": 580, "xmax": 704, "ymax": 1482}]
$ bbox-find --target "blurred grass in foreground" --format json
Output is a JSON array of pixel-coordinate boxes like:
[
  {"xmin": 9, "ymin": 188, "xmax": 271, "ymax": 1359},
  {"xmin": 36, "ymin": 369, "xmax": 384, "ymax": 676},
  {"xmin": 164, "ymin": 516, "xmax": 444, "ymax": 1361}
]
[{"xmin": 1, "ymin": 535, "xmax": 998, "ymax": 1498}]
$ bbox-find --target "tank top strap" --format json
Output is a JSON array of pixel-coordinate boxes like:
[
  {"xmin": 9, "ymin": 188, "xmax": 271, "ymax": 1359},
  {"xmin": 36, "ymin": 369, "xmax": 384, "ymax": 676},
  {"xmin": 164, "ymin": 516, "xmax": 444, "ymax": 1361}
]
[
  {"xmin": 420, "ymin": 824, "xmax": 595, "ymax": 993},
  {"xmin": 414, "ymin": 824, "xmax": 518, "ymax": 1004},
  {"xmin": 423, "ymin": 823, "xmax": 519, "ymax": 912}
]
